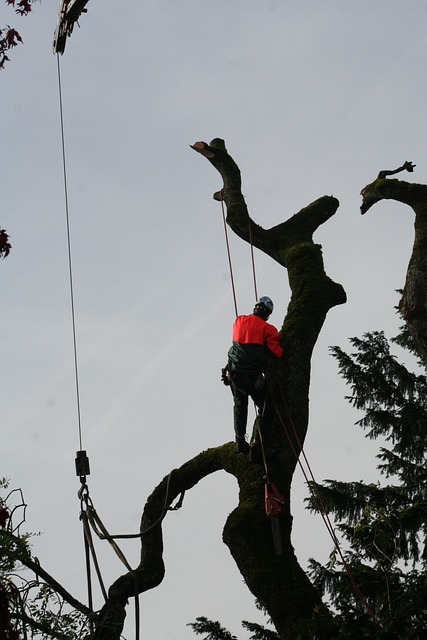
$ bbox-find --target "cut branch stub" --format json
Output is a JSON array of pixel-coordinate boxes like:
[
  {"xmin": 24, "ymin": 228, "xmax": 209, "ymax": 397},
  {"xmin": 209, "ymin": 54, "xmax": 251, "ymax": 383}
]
[{"xmin": 360, "ymin": 161, "xmax": 416, "ymax": 214}]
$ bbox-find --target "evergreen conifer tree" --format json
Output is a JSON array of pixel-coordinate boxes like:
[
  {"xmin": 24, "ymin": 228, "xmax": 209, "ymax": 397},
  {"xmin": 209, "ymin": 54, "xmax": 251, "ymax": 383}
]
[{"xmin": 307, "ymin": 329, "xmax": 427, "ymax": 639}]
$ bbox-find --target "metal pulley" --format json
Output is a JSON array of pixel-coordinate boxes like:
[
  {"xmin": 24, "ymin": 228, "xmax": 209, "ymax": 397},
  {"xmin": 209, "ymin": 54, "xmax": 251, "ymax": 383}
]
[{"xmin": 75, "ymin": 450, "xmax": 90, "ymax": 482}]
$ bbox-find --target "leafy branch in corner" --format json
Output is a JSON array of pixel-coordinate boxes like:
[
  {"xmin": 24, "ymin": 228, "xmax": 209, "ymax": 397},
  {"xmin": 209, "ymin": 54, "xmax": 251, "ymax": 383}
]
[{"xmin": 1, "ymin": 0, "xmax": 39, "ymax": 69}]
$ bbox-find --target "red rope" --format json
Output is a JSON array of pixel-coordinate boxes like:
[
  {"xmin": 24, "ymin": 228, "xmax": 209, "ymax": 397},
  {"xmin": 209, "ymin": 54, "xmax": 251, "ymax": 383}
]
[
  {"xmin": 247, "ymin": 219, "xmax": 258, "ymax": 302},
  {"xmin": 219, "ymin": 194, "xmax": 259, "ymax": 314},
  {"xmin": 274, "ymin": 387, "xmax": 383, "ymax": 628},
  {"xmin": 220, "ymin": 193, "xmax": 238, "ymax": 317}
]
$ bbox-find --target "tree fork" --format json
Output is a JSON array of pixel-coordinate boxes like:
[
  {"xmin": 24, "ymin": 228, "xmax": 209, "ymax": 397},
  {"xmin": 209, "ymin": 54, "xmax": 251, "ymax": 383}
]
[{"xmin": 92, "ymin": 139, "xmax": 347, "ymax": 639}]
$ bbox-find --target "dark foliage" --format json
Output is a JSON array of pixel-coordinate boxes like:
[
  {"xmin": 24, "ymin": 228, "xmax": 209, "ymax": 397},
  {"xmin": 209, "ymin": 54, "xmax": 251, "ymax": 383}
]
[
  {"xmin": 0, "ymin": 228, "xmax": 12, "ymax": 258},
  {"xmin": 307, "ymin": 330, "xmax": 427, "ymax": 639},
  {"xmin": 188, "ymin": 615, "xmax": 281, "ymax": 640},
  {"xmin": 0, "ymin": 480, "xmax": 89, "ymax": 640},
  {"xmin": 187, "ymin": 616, "xmax": 238, "ymax": 640},
  {"xmin": 1, "ymin": 0, "xmax": 38, "ymax": 69}
]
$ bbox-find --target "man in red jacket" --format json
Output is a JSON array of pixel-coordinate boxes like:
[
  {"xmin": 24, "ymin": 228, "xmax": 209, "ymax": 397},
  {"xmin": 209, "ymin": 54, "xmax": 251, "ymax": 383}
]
[{"xmin": 223, "ymin": 296, "xmax": 283, "ymax": 453}]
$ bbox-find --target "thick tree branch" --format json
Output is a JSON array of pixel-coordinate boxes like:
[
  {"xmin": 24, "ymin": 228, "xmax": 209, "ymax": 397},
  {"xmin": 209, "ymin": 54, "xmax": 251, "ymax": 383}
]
[
  {"xmin": 93, "ymin": 443, "xmax": 327, "ymax": 640},
  {"xmin": 93, "ymin": 445, "xmax": 238, "ymax": 640},
  {"xmin": 360, "ymin": 165, "xmax": 427, "ymax": 362},
  {"xmin": 21, "ymin": 556, "xmax": 93, "ymax": 618},
  {"xmin": 191, "ymin": 140, "xmax": 345, "ymax": 268}
]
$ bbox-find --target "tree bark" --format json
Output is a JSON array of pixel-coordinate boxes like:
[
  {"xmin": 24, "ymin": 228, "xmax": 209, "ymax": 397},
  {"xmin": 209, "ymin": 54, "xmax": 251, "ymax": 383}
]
[
  {"xmin": 360, "ymin": 165, "xmax": 427, "ymax": 363},
  {"xmin": 92, "ymin": 139, "xmax": 347, "ymax": 639}
]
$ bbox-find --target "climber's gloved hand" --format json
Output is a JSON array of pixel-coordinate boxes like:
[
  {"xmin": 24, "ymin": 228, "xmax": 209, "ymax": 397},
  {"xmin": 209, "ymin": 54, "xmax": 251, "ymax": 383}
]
[{"xmin": 221, "ymin": 365, "xmax": 231, "ymax": 386}]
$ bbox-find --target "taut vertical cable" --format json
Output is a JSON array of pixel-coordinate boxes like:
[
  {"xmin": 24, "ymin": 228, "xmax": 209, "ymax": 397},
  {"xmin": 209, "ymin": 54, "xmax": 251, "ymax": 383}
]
[{"xmin": 56, "ymin": 54, "xmax": 84, "ymax": 451}]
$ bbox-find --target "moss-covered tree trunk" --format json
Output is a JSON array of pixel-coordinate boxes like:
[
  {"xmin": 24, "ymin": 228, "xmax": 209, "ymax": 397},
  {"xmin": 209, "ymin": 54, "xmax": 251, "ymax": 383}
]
[
  {"xmin": 92, "ymin": 139, "xmax": 347, "ymax": 640},
  {"xmin": 360, "ymin": 163, "xmax": 427, "ymax": 363}
]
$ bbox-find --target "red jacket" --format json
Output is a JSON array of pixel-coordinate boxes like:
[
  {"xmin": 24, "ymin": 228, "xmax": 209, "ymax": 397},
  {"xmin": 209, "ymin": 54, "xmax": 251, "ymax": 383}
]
[{"xmin": 228, "ymin": 314, "xmax": 283, "ymax": 373}]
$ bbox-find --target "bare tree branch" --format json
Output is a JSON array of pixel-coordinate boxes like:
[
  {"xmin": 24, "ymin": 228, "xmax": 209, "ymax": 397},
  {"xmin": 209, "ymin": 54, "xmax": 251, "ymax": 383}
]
[
  {"xmin": 21, "ymin": 554, "xmax": 93, "ymax": 618},
  {"xmin": 360, "ymin": 164, "xmax": 427, "ymax": 362}
]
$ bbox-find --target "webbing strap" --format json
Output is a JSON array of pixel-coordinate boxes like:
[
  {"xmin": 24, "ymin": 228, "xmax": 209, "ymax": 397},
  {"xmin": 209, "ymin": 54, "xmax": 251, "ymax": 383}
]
[{"xmin": 79, "ymin": 483, "xmax": 140, "ymax": 639}]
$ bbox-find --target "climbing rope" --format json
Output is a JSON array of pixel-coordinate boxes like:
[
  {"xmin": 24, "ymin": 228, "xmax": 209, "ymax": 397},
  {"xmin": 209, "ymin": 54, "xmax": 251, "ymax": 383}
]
[
  {"xmin": 219, "ymin": 193, "xmax": 238, "ymax": 317},
  {"xmin": 273, "ymin": 390, "xmax": 383, "ymax": 628},
  {"xmin": 218, "ymin": 191, "xmax": 259, "ymax": 316},
  {"xmin": 247, "ymin": 217, "xmax": 258, "ymax": 301},
  {"xmin": 216, "ymin": 190, "xmax": 381, "ymax": 625}
]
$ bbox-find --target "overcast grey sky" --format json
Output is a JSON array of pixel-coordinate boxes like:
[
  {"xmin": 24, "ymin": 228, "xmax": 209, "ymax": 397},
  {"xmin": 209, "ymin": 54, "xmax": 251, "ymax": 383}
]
[{"xmin": 2, "ymin": 1, "xmax": 427, "ymax": 638}]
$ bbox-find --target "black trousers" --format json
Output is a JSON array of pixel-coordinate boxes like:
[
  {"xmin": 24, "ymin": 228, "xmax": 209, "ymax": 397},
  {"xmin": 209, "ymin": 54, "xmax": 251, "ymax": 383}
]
[{"xmin": 231, "ymin": 371, "xmax": 271, "ymax": 440}]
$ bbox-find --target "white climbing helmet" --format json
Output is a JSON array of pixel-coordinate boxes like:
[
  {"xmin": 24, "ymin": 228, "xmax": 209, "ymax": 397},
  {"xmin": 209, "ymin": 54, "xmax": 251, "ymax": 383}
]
[{"xmin": 256, "ymin": 296, "xmax": 274, "ymax": 314}]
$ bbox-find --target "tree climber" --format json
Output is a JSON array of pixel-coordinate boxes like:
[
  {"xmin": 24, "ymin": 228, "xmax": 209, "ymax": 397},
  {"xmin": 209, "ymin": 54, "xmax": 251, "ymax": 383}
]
[{"xmin": 222, "ymin": 297, "xmax": 283, "ymax": 453}]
